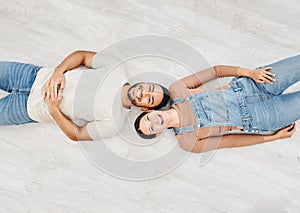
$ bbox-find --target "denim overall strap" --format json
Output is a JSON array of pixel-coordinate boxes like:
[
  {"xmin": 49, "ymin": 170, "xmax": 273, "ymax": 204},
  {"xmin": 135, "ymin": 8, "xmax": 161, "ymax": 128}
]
[
  {"xmin": 230, "ymin": 78, "xmax": 259, "ymax": 133},
  {"xmin": 170, "ymin": 97, "xmax": 185, "ymax": 106},
  {"xmin": 173, "ymin": 125, "xmax": 195, "ymax": 135},
  {"xmin": 171, "ymin": 97, "xmax": 196, "ymax": 134}
]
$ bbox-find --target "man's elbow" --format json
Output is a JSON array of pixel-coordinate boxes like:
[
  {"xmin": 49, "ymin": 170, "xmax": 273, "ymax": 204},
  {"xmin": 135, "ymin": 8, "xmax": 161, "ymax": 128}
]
[
  {"xmin": 67, "ymin": 132, "xmax": 93, "ymax": 142},
  {"xmin": 77, "ymin": 50, "xmax": 96, "ymax": 67},
  {"xmin": 68, "ymin": 134, "xmax": 80, "ymax": 142}
]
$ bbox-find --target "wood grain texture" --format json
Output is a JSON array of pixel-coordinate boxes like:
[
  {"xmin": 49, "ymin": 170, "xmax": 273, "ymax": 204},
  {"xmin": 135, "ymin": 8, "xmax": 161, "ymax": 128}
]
[{"xmin": 0, "ymin": 0, "xmax": 300, "ymax": 212}]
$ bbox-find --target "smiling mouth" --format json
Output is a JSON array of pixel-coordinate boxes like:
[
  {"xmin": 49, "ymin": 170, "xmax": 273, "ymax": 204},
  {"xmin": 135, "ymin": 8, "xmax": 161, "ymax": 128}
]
[{"xmin": 158, "ymin": 114, "xmax": 163, "ymax": 125}]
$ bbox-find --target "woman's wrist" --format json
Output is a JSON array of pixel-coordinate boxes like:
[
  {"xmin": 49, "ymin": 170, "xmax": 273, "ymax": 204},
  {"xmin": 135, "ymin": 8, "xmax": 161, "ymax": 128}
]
[
  {"xmin": 263, "ymin": 134, "xmax": 279, "ymax": 142},
  {"xmin": 237, "ymin": 67, "xmax": 251, "ymax": 77}
]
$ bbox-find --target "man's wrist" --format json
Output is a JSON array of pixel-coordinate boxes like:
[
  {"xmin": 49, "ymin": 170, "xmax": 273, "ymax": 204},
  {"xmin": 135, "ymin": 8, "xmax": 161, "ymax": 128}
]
[
  {"xmin": 48, "ymin": 106, "xmax": 60, "ymax": 116},
  {"xmin": 54, "ymin": 67, "xmax": 67, "ymax": 74}
]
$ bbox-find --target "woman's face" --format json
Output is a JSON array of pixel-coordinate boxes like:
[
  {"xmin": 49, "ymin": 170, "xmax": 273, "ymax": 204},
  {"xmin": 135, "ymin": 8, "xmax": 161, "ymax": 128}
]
[{"xmin": 139, "ymin": 111, "xmax": 168, "ymax": 135}]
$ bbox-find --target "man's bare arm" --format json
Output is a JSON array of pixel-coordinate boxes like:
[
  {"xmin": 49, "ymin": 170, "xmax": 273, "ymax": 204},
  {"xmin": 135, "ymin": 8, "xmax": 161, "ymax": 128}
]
[
  {"xmin": 45, "ymin": 50, "xmax": 96, "ymax": 98},
  {"xmin": 55, "ymin": 50, "xmax": 96, "ymax": 73},
  {"xmin": 49, "ymin": 107, "xmax": 92, "ymax": 141}
]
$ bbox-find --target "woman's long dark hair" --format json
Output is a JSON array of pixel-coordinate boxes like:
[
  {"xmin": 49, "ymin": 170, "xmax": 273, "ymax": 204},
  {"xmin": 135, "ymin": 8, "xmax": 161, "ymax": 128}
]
[{"xmin": 134, "ymin": 112, "xmax": 157, "ymax": 139}]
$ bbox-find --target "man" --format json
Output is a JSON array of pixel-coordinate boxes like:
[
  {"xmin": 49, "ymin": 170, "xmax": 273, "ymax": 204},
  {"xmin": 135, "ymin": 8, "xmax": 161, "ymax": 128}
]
[{"xmin": 0, "ymin": 50, "xmax": 170, "ymax": 141}]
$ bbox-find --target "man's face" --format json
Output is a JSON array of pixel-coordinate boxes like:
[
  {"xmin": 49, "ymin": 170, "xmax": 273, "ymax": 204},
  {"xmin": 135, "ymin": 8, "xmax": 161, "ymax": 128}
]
[{"xmin": 127, "ymin": 83, "xmax": 164, "ymax": 108}]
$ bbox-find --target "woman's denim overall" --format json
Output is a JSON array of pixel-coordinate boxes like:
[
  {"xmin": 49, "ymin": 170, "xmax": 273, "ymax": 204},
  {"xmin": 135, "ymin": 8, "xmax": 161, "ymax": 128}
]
[
  {"xmin": 173, "ymin": 54, "xmax": 300, "ymax": 135},
  {"xmin": 172, "ymin": 87, "xmax": 246, "ymax": 135},
  {"xmin": 0, "ymin": 62, "xmax": 42, "ymax": 125}
]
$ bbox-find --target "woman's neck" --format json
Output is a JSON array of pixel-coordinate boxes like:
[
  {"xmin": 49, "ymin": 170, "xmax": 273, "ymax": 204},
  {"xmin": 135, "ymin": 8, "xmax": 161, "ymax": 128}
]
[{"xmin": 165, "ymin": 108, "xmax": 180, "ymax": 128}]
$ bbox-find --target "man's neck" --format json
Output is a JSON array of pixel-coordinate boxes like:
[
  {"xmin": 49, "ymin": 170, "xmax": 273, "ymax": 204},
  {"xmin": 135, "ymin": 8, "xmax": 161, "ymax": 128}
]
[{"xmin": 121, "ymin": 83, "xmax": 132, "ymax": 109}]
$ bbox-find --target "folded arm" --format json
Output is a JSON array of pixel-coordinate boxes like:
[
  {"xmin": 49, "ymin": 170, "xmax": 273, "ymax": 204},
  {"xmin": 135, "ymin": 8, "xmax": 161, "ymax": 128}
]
[
  {"xmin": 44, "ymin": 79, "xmax": 93, "ymax": 141},
  {"xmin": 55, "ymin": 50, "xmax": 96, "ymax": 72},
  {"xmin": 49, "ymin": 107, "xmax": 93, "ymax": 141},
  {"xmin": 44, "ymin": 50, "xmax": 96, "ymax": 97},
  {"xmin": 179, "ymin": 124, "xmax": 296, "ymax": 153}
]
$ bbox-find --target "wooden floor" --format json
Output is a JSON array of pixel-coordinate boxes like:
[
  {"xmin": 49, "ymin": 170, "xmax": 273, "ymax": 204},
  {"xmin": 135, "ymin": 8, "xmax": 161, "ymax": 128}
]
[{"xmin": 1, "ymin": 0, "xmax": 300, "ymax": 212}]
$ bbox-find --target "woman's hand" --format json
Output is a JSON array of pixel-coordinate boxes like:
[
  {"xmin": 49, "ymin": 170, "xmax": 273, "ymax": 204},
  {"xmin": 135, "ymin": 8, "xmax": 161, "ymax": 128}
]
[
  {"xmin": 248, "ymin": 67, "xmax": 276, "ymax": 84},
  {"xmin": 43, "ymin": 68, "xmax": 65, "ymax": 99},
  {"xmin": 275, "ymin": 123, "xmax": 296, "ymax": 139},
  {"xmin": 44, "ymin": 79, "xmax": 63, "ymax": 113}
]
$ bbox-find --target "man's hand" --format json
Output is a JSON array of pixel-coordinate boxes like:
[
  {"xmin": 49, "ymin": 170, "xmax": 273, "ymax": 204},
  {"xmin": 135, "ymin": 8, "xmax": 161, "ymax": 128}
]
[
  {"xmin": 43, "ymin": 68, "xmax": 65, "ymax": 99},
  {"xmin": 44, "ymin": 79, "xmax": 63, "ymax": 112},
  {"xmin": 274, "ymin": 123, "xmax": 296, "ymax": 140},
  {"xmin": 43, "ymin": 78, "xmax": 92, "ymax": 141},
  {"xmin": 248, "ymin": 67, "xmax": 276, "ymax": 84},
  {"xmin": 42, "ymin": 50, "xmax": 96, "ymax": 99}
]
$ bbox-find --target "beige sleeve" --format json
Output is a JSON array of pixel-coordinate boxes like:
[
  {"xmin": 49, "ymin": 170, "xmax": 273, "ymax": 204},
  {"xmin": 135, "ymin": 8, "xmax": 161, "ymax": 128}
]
[
  {"xmin": 179, "ymin": 134, "xmax": 265, "ymax": 153},
  {"xmin": 91, "ymin": 52, "xmax": 103, "ymax": 69},
  {"xmin": 170, "ymin": 65, "xmax": 239, "ymax": 89}
]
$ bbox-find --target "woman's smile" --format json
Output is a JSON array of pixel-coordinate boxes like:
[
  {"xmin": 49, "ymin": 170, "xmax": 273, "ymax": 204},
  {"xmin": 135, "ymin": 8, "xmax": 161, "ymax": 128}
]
[{"xmin": 158, "ymin": 114, "xmax": 164, "ymax": 125}]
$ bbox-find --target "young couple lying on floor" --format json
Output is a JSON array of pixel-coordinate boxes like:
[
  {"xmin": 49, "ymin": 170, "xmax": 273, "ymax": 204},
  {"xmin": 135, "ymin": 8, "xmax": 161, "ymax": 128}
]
[{"xmin": 1, "ymin": 51, "xmax": 297, "ymax": 153}]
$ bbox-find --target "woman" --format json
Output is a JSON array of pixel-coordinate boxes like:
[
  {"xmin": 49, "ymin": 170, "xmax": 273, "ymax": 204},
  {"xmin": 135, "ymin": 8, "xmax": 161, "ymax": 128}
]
[{"xmin": 134, "ymin": 55, "xmax": 299, "ymax": 153}]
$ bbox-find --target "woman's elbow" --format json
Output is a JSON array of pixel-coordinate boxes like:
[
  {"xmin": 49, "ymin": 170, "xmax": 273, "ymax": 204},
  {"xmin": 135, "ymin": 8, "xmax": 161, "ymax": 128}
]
[
  {"xmin": 179, "ymin": 143, "xmax": 204, "ymax": 153},
  {"xmin": 67, "ymin": 133, "xmax": 92, "ymax": 142}
]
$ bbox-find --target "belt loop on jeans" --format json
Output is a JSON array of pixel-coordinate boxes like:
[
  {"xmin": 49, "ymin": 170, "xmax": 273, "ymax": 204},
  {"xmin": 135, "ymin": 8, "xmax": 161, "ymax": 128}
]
[
  {"xmin": 35, "ymin": 66, "xmax": 43, "ymax": 76},
  {"xmin": 230, "ymin": 78, "xmax": 243, "ymax": 92},
  {"xmin": 12, "ymin": 88, "xmax": 31, "ymax": 95}
]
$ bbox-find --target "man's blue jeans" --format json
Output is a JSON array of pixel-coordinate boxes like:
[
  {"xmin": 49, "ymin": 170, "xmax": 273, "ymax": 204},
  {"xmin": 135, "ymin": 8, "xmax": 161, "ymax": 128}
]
[{"xmin": 0, "ymin": 62, "xmax": 41, "ymax": 125}]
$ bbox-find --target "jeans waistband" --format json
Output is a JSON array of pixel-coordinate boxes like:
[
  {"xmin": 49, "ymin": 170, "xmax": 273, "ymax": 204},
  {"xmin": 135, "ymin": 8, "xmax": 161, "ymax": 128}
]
[{"xmin": 11, "ymin": 66, "xmax": 42, "ymax": 95}]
